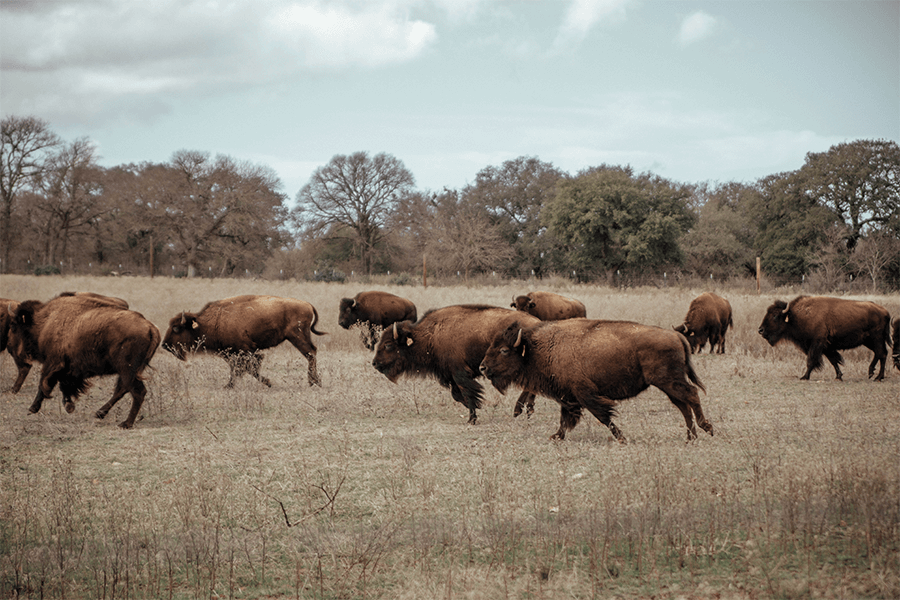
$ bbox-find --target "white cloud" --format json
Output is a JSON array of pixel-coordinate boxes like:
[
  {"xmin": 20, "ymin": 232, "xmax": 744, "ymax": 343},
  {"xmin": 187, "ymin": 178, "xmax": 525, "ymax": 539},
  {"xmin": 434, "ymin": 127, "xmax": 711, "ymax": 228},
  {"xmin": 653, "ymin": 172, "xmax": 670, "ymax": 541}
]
[
  {"xmin": 677, "ymin": 10, "xmax": 717, "ymax": 47},
  {"xmin": 552, "ymin": 0, "xmax": 631, "ymax": 50}
]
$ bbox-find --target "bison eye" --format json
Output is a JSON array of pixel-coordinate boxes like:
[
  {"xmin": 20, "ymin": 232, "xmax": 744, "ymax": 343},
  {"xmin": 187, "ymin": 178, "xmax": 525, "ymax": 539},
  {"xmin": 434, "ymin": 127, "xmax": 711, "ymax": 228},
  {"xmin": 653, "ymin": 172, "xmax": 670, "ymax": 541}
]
[{"xmin": 500, "ymin": 347, "xmax": 510, "ymax": 355}]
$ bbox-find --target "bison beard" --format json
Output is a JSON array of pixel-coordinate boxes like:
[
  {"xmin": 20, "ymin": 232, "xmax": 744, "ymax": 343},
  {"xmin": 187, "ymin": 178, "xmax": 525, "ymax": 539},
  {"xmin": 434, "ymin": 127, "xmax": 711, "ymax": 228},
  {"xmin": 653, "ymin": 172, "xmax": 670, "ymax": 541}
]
[
  {"xmin": 758, "ymin": 296, "xmax": 891, "ymax": 381},
  {"xmin": 10, "ymin": 297, "xmax": 159, "ymax": 429},
  {"xmin": 480, "ymin": 320, "xmax": 713, "ymax": 442},
  {"xmin": 371, "ymin": 305, "xmax": 540, "ymax": 424}
]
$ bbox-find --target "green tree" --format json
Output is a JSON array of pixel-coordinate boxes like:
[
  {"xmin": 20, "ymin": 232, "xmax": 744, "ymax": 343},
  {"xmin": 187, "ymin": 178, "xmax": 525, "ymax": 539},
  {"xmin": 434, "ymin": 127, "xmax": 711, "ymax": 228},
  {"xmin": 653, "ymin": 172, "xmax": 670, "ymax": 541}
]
[
  {"xmin": 800, "ymin": 139, "xmax": 900, "ymax": 244},
  {"xmin": 462, "ymin": 157, "xmax": 564, "ymax": 277},
  {"xmin": 748, "ymin": 171, "xmax": 839, "ymax": 279},
  {"xmin": 543, "ymin": 165, "xmax": 696, "ymax": 280},
  {"xmin": 682, "ymin": 182, "xmax": 757, "ymax": 279},
  {"xmin": 291, "ymin": 152, "xmax": 415, "ymax": 275}
]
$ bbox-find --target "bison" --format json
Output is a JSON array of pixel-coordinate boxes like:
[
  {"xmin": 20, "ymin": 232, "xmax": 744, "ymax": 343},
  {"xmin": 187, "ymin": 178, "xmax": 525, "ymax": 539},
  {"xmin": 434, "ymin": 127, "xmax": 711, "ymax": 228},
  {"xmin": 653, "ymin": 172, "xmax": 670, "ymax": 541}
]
[
  {"xmin": 339, "ymin": 291, "xmax": 417, "ymax": 350},
  {"xmin": 372, "ymin": 304, "xmax": 540, "ymax": 424},
  {"xmin": 511, "ymin": 291, "xmax": 586, "ymax": 321},
  {"xmin": 479, "ymin": 319, "xmax": 713, "ymax": 442},
  {"xmin": 8, "ymin": 294, "xmax": 159, "ymax": 428},
  {"xmin": 163, "ymin": 295, "xmax": 325, "ymax": 388},
  {"xmin": 3, "ymin": 292, "xmax": 129, "ymax": 393},
  {"xmin": 758, "ymin": 295, "xmax": 891, "ymax": 381},
  {"xmin": 674, "ymin": 292, "xmax": 733, "ymax": 354}
]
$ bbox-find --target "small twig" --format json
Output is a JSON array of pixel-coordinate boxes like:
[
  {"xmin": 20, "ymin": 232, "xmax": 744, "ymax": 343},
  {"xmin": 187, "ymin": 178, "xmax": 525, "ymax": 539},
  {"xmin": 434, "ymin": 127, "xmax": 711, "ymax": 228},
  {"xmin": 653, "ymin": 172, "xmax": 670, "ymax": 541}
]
[
  {"xmin": 249, "ymin": 477, "xmax": 345, "ymax": 527},
  {"xmin": 204, "ymin": 425, "xmax": 219, "ymax": 441}
]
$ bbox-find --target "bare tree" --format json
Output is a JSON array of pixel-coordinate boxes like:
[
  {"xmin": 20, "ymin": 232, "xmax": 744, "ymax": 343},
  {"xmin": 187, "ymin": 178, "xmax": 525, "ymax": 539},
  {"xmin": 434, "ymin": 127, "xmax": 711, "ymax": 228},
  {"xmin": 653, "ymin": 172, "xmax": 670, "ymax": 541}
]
[
  {"xmin": 0, "ymin": 115, "xmax": 61, "ymax": 271},
  {"xmin": 852, "ymin": 231, "xmax": 900, "ymax": 292},
  {"xmin": 291, "ymin": 152, "xmax": 415, "ymax": 275}
]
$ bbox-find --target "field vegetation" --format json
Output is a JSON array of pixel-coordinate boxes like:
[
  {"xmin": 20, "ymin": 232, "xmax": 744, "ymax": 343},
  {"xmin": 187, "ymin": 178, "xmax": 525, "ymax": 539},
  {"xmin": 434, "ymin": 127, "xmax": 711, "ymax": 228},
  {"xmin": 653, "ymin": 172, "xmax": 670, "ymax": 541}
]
[{"xmin": 1, "ymin": 275, "xmax": 898, "ymax": 599}]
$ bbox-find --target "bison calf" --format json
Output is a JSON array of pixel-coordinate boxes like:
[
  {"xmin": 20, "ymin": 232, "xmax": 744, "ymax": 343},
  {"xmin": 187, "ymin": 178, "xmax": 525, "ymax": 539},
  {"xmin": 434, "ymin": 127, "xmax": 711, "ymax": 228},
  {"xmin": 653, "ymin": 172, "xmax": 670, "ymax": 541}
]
[
  {"xmin": 758, "ymin": 295, "xmax": 891, "ymax": 381},
  {"xmin": 9, "ymin": 295, "xmax": 158, "ymax": 429},
  {"xmin": 163, "ymin": 295, "xmax": 325, "ymax": 388},
  {"xmin": 480, "ymin": 319, "xmax": 713, "ymax": 442},
  {"xmin": 511, "ymin": 291, "xmax": 586, "ymax": 321},
  {"xmin": 674, "ymin": 292, "xmax": 733, "ymax": 354},
  {"xmin": 339, "ymin": 291, "xmax": 417, "ymax": 350},
  {"xmin": 372, "ymin": 304, "xmax": 539, "ymax": 424}
]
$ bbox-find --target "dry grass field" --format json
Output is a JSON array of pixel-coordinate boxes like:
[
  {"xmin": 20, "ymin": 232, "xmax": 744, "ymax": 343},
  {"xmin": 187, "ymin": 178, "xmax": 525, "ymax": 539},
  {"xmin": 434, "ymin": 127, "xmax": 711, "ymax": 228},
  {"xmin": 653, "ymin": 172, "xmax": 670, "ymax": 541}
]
[{"xmin": 1, "ymin": 275, "xmax": 898, "ymax": 599}]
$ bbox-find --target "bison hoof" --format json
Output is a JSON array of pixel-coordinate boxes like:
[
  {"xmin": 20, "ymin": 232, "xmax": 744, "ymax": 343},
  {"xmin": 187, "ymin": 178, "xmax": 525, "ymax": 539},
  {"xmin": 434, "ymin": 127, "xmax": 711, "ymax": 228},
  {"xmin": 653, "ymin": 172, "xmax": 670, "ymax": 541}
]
[
  {"xmin": 64, "ymin": 401, "xmax": 76, "ymax": 414},
  {"xmin": 95, "ymin": 410, "xmax": 108, "ymax": 420},
  {"xmin": 513, "ymin": 406, "xmax": 523, "ymax": 418},
  {"xmin": 118, "ymin": 421, "xmax": 134, "ymax": 429},
  {"xmin": 550, "ymin": 432, "xmax": 565, "ymax": 441}
]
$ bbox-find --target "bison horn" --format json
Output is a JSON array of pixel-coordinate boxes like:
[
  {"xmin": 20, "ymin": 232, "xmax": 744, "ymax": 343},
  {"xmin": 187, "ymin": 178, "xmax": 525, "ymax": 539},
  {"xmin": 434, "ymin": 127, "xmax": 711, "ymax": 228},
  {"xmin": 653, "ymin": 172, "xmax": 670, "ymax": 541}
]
[
  {"xmin": 514, "ymin": 328, "xmax": 523, "ymax": 348},
  {"xmin": 7, "ymin": 303, "xmax": 14, "ymax": 317},
  {"xmin": 180, "ymin": 311, "xmax": 186, "ymax": 326},
  {"xmin": 392, "ymin": 322, "xmax": 398, "ymax": 340},
  {"xmin": 352, "ymin": 299, "xmax": 357, "ymax": 308}
]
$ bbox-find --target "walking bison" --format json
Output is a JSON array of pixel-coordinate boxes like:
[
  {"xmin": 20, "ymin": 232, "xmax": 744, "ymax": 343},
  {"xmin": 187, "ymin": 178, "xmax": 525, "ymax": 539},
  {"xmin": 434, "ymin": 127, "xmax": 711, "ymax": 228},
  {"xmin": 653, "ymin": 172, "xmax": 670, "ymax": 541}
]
[
  {"xmin": 893, "ymin": 319, "xmax": 900, "ymax": 372},
  {"xmin": 8, "ymin": 293, "xmax": 158, "ymax": 429},
  {"xmin": 339, "ymin": 291, "xmax": 417, "ymax": 350},
  {"xmin": 372, "ymin": 304, "xmax": 540, "ymax": 424},
  {"xmin": 511, "ymin": 291, "xmax": 586, "ymax": 321},
  {"xmin": 479, "ymin": 319, "xmax": 713, "ymax": 442},
  {"xmin": 674, "ymin": 292, "xmax": 733, "ymax": 354},
  {"xmin": 3, "ymin": 292, "xmax": 129, "ymax": 393},
  {"xmin": 758, "ymin": 295, "xmax": 891, "ymax": 381},
  {"xmin": 163, "ymin": 295, "xmax": 325, "ymax": 388}
]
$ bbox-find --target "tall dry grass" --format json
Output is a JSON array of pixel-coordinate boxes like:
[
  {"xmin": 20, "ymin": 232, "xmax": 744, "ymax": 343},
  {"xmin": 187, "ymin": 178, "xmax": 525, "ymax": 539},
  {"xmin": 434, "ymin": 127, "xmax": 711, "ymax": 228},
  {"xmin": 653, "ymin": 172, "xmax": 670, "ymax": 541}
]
[{"xmin": 0, "ymin": 274, "xmax": 898, "ymax": 599}]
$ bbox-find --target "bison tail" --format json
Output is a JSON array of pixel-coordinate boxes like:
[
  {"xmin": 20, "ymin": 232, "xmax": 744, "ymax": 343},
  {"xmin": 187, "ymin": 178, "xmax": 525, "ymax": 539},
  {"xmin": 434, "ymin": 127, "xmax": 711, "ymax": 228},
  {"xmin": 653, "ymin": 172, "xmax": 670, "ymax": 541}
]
[
  {"xmin": 310, "ymin": 306, "xmax": 328, "ymax": 336},
  {"xmin": 680, "ymin": 335, "xmax": 707, "ymax": 394}
]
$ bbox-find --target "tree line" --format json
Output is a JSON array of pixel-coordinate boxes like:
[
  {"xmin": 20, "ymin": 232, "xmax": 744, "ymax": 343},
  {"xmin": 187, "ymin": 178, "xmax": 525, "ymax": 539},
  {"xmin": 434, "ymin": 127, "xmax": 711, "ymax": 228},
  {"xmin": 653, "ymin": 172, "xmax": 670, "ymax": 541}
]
[{"xmin": 2, "ymin": 115, "xmax": 899, "ymax": 290}]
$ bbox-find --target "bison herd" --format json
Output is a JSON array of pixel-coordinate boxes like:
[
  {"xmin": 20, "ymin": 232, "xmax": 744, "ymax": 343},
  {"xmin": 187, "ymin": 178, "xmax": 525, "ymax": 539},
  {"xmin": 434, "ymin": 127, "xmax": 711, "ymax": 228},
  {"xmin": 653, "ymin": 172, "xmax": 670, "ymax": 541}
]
[{"xmin": 1, "ymin": 289, "xmax": 898, "ymax": 441}]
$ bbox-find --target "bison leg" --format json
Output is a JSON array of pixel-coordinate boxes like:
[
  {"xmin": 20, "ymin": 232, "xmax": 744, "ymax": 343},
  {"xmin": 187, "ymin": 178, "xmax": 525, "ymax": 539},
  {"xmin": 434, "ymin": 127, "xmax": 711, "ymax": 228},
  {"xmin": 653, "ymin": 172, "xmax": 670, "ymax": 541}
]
[
  {"xmin": 551, "ymin": 404, "xmax": 583, "ymax": 440},
  {"xmin": 285, "ymin": 334, "xmax": 320, "ymax": 386},
  {"xmin": 246, "ymin": 352, "xmax": 272, "ymax": 387},
  {"xmin": 513, "ymin": 391, "xmax": 536, "ymax": 418},
  {"xmin": 581, "ymin": 400, "xmax": 627, "ymax": 443},
  {"xmin": 95, "ymin": 376, "xmax": 129, "ymax": 421},
  {"xmin": 119, "ymin": 380, "xmax": 147, "ymax": 429},
  {"xmin": 864, "ymin": 341, "xmax": 887, "ymax": 381},
  {"xmin": 657, "ymin": 380, "xmax": 713, "ymax": 440},
  {"xmin": 823, "ymin": 349, "xmax": 844, "ymax": 381},
  {"xmin": 9, "ymin": 356, "xmax": 32, "ymax": 394},
  {"xmin": 450, "ymin": 371, "xmax": 484, "ymax": 425},
  {"xmin": 28, "ymin": 365, "xmax": 63, "ymax": 413}
]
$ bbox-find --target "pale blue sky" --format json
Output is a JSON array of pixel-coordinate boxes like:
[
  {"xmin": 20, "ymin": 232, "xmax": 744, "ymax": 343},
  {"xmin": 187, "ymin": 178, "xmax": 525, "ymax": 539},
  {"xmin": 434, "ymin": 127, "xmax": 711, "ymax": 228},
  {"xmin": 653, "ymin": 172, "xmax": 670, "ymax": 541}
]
[{"xmin": 2, "ymin": 0, "xmax": 897, "ymax": 201}]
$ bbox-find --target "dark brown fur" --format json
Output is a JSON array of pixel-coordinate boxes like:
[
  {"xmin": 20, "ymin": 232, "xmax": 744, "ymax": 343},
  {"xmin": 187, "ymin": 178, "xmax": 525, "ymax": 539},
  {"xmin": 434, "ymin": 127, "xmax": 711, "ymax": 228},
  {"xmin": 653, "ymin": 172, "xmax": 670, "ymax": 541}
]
[
  {"xmin": 372, "ymin": 304, "xmax": 540, "ymax": 424},
  {"xmin": 758, "ymin": 295, "xmax": 891, "ymax": 381},
  {"xmin": 3, "ymin": 292, "xmax": 129, "ymax": 393},
  {"xmin": 480, "ymin": 319, "xmax": 712, "ymax": 442},
  {"xmin": 674, "ymin": 292, "xmax": 733, "ymax": 354},
  {"xmin": 163, "ymin": 295, "xmax": 325, "ymax": 387},
  {"xmin": 339, "ymin": 291, "xmax": 417, "ymax": 350},
  {"xmin": 9, "ymin": 294, "xmax": 158, "ymax": 429},
  {"xmin": 893, "ymin": 319, "xmax": 900, "ymax": 372},
  {"xmin": 511, "ymin": 291, "xmax": 586, "ymax": 321}
]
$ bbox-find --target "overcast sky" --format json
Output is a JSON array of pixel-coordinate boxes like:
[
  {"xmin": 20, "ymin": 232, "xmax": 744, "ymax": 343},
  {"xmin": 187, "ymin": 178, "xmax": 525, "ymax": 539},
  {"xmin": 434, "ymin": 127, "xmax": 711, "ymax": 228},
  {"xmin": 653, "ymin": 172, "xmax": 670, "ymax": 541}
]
[{"xmin": 2, "ymin": 0, "xmax": 897, "ymax": 201}]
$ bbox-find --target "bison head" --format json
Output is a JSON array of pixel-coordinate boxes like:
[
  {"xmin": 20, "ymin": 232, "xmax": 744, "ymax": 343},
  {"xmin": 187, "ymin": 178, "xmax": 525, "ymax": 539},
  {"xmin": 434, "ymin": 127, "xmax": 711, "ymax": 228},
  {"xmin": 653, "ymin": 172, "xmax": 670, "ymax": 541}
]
[
  {"xmin": 674, "ymin": 323, "xmax": 703, "ymax": 353},
  {"xmin": 338, "ymin": 297, "xmax": 360, "ymax": 330},
  {"xmin": 162, "ymin": 312, "xmax": 202, "ymax": 360},
  {"xmin": 758, "ymin": 300, "xmax": 790, "ymax": 346},
  {"xmin": 480, "ymin": 323, "xmax": 528, "ymax": 394},
  {"xmin": 372, "ymin": 320, "xmax": 415, "ymax": 383},
  {"xmin": 511, "ymin": 295, "xmax": 536, "ymax": 314}
]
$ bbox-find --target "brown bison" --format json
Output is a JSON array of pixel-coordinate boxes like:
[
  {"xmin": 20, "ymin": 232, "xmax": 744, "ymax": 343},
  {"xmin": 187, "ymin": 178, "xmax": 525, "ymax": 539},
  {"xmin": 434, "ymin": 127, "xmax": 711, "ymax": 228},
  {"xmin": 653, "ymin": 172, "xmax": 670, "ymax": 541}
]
[
  {"xmin": 674, "ymin": 292, "xmax": 733, "ymax": 354},
  {"xmin": 511, "ymin": 291, "xmax": 586, "ymax": 321},
  {"xmin": 372, "ymin": 304, "xmax": 540, "ymax": 424},
  {"xmin": 163, "ymin": 295, "xmax": 325, "ymax": 388},
  {"xmin": 8, "ymin": 294, "xmax": 159, "ymax": 428},
  {"xmin": 339, "ymin": 291, "xmax": 417, "ymax": 350},
  {"xmin": 758, "ymin": 295, "xmax": 891, "ymax": 381},
  {"xmin": 3, "ymin": 292, "xmax": 129, "ymax": 393},
  {"xmin": 479, "ymin": 319, "xmax": 713, "ymax": 442}
]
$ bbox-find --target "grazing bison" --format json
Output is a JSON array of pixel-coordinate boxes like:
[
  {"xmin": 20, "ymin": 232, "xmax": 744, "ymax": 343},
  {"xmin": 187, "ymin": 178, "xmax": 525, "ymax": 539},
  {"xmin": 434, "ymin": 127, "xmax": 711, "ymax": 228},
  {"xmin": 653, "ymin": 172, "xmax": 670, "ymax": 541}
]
[
  {"xmin": 674, "ymin": 292, "xmax": 733, "ymax": 354},
  {"xmin": 8, "ymin": 294, "xmax": 159, "ymax": 428},
  {"xmin": 758, "ymin": 295, "xmax": 891, "ymax": 381},
  {"xmin": 372, "ymin": 304, "xmax": 540, "ymax": 424},
  {"xmin": 511, "ymin": 291, "xmax": 586, "ymax": 321},
  {"xmin": 2, "ymin": 292, "xmax": 129, "ymax": 393},
  {"xmin": 479, "ymin": 319, "xmax": 713, "ymax": 442},
  {"xmin": 339, "ymin": 291, "xmax": 417, "ymax": 350},
  {"xmin": 163, "ymin": 295, "xmax": 325, "ymax": 388}
]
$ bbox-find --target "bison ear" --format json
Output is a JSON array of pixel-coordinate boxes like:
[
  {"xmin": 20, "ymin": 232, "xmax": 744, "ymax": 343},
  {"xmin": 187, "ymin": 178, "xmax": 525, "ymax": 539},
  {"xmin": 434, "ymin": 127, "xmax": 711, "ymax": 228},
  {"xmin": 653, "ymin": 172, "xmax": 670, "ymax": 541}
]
[{"xmin": 784, "ymin": 314, "xmax": 789, "ymax": 323}]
